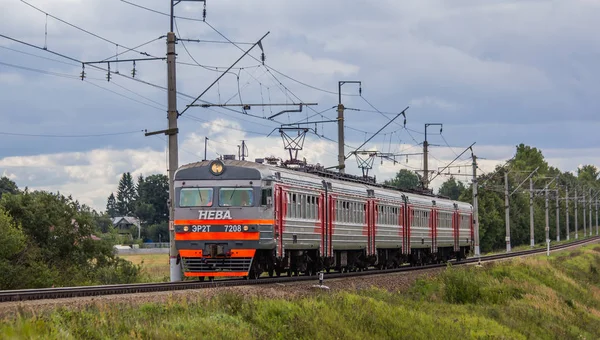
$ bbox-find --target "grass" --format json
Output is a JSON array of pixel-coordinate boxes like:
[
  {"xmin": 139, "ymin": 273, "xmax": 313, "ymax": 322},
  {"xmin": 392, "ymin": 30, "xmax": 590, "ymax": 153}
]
[
  {"xmin": 4, "ymin": 244, "xmax": 600, "ymax": 339},
  {"xmin": 118, "ymin": 253, "xmax": 170, "ymax": 283}
]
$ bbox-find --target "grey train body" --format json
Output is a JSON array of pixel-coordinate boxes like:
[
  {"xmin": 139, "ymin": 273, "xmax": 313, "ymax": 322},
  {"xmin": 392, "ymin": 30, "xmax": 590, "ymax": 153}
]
[{"xmin": 174, "ymin": 159, "xmax": 473, "ymax": 278}]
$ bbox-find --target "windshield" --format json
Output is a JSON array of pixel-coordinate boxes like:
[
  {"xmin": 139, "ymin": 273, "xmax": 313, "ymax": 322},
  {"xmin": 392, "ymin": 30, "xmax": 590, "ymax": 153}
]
[
  {"xmin": 179, "ymin": 188, "xmax": 213, "ymax": 207},
  {"xmin": 219, "ymin": 188, "xmax": 254, "ymax": 207}
]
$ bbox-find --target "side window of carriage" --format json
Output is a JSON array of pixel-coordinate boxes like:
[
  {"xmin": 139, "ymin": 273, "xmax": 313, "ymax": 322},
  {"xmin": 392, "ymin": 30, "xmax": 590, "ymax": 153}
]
[{"xmin": 261, "ymin": 188, "xmax": 273, "ymax": 206}]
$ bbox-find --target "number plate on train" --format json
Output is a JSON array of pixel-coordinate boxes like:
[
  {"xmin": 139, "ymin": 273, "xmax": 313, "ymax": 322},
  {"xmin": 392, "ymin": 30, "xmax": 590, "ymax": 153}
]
[{"xmin": 178, "ymin": 225, "xmax": 255, "ymax": 232}]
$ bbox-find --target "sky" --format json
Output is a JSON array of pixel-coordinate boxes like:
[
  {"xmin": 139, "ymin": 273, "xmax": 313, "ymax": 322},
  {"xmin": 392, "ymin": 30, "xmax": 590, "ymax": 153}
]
[{"xmin": 1, "ymin": 0, "xmax": 599, "ymax": 211}]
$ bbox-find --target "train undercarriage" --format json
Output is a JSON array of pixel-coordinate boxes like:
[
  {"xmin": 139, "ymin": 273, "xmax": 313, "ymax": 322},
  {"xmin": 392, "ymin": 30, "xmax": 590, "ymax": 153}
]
[{"xmin": 193, "ymin": 245, "xmax": 472, "ymax": 280}]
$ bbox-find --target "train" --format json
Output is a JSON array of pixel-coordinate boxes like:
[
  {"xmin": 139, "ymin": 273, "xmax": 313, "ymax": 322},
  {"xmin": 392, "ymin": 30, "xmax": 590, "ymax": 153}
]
[{"xmin": 173, "ymin": 158, "xmax": 473, "ymax": 280}]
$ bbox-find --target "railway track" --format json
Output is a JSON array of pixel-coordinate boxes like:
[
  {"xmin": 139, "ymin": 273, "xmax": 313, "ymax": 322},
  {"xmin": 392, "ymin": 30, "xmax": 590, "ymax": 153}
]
[{"xmin": 1, "ymin": 236, "xmax": 598, "ymax": 303}]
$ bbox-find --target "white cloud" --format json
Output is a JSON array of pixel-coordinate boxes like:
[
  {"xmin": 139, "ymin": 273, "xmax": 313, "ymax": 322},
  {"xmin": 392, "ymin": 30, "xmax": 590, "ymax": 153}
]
[{"xmin": 2, "ymin": 118, "xmax": 597, "ymax": 212}]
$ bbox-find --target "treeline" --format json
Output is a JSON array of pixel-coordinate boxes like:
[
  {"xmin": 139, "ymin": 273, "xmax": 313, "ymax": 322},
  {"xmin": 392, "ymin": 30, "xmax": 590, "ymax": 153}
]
[
  {"xmin": 386, "ymin": 144, "xmax": 598, "ymax": 253},
  {"xmin": 0, "ymin": 179, "xmax": 141, "ymax": 290},
  {"xmin": 105, "ymin": 172, "xmax": 169, "ymax": 242}
]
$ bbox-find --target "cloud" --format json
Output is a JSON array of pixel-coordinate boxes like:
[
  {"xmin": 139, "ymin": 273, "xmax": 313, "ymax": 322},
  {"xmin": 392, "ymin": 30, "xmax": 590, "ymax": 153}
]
[
  {"xmin": 1, "ymin": 0, "xmax": 600, "ymax": 211},
  {"xmin": 2, "ymin": 117, "xmax": 594, "ymax": 212}
]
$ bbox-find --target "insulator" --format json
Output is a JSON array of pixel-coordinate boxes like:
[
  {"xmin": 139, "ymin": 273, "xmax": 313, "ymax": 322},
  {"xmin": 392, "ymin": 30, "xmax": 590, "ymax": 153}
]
[
  {"xmin": 80, "ymin": 64, "xmax": 85, "ymax": 81},
  {"xmin": 261, "ymin": 52, "xmax": 265, "ymax": 65},
  {"xmin": 131, "ymin": 60, "xmax": 137, "ymax": 78}
]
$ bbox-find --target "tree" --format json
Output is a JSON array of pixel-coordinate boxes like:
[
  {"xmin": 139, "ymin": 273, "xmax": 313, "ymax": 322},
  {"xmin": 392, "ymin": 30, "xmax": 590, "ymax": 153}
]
[
  {"xmin": 0, "ymin": 190, "xmax": 141, "ymax": 289},
  {"xmin": 577, "ymin": 165, "xmax": 599, "ymax": 183},
  {"xmin": 438, "ymin": 177, "xmax": 466, "ymax": 200},
  {"xmin": 0, "ymin": 177, "xmax": 18, "ymax": 199},
  {"xmin": 106, "ymin": 193, "xmax": 118, "ymax": 218},
  {"xmin": 116, "ymin": 172, "xmax": 136, "ymax": 216},
  {"xmin": 383, "ymin": 169, "xmax": 421, "ymax": 190},
  {"xmin": 135, "ymin": 174, "xmax": 169, "ymax": 225}
]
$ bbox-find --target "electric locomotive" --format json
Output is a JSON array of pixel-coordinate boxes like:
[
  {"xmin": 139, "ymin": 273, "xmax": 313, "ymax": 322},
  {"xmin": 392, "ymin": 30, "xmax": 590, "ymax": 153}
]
[{"xmin": 173, "ymin": 158, "xmax": 473, "ymax": 280}]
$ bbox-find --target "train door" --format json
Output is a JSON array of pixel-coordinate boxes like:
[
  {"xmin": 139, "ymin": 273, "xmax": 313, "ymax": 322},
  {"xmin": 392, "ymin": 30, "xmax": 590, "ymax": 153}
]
[
  {"xmin": 274, "ymin": 185, "xmax": 285, "ymax": 258},
  {"xmin": 320, "ymin": 181, "xmax": 333, "ymax": 261},
  {"xmin": 430, "ymin": 207, "xmax": 438, "ymax": 253},
  {"xmin": 402, "ymin": 201, "xmax": 412, "ymax": 256},
  {"xmin": 366, "ymin": 199, "xmax": 376, "ymax": 257},
  {"xmin": 452, "ymin": 209, "xmax": 459, "ymax": 252}
]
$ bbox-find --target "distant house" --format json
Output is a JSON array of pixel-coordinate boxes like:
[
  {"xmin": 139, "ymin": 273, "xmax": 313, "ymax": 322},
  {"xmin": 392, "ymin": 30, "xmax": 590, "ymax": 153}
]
[{"xmin": 111, "ymin": 216, "xmax": 141, "ymax": 236}]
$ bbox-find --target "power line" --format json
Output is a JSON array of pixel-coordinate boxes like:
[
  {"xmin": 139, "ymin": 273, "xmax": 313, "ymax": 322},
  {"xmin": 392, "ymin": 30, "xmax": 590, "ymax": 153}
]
[
  {"xmin": 0, "ymin": 130, "xmax": 143, "ymax": 138},
  {"xmin": 20, "ymin": 0, "xmax": 159, "ymax": 59},
  {"xmin": 121, "ymin": 1, "xmax": 360, "ymax": 99},
  {"xmin": 119, "ymin": 0, "xmax": 206, "ymax": 22},
  {"xmin": 0, "ymin": 45, "xmax": 80, "ymax": 67},
  {"xmin": 0, "ymin": 60, "xmax": 86, "ymax": 80}
]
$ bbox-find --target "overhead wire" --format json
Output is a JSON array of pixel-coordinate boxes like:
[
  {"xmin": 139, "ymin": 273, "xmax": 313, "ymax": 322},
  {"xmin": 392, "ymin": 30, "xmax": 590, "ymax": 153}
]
[
  {"xmin": 118, "ymin": 0, "xmax": 360, "ymax": 98},
  {"xmin": 20, "ymin": 0, "xmax": 160, "ymax": 59},
  {"xmin": 6, "ymin": 5, "xmax": 357, "ymax": 168},
  {"xmin": 0, "ymin": 130, "xmax": 144, "ymax": 138},
  {"xmin": 0, "ymin": 45, "xmax": 80, "ymax": 67}
]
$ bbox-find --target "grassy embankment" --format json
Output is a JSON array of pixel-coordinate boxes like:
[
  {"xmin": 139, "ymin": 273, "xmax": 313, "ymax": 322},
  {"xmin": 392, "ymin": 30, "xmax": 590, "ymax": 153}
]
[
  {"xmin": 4, "ymin": 244, "xmax": 600, "ymax": 339},
  {"xmin": 118, "ymin": 253, "xmax": 170, "ymax": 283}
]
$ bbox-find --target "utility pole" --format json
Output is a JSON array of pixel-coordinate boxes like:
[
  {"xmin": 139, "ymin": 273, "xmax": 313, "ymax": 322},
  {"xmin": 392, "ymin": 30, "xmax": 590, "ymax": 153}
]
[
  {"xmin": 555, "ymin": 189, "xmax": 560, "ymax": 242},
  {"xmin": 167, "ymin": 17, "xmax": 180, "ymax": 282},
  {"xmin": 565, "ymin": 187, "xmax": 570, "ymax": 240},
  {"xmin": 238, "ymin": 140, "xmax": 248, "ymax": 160},
  {"xmin": 545, "ymin": 187, "xmax": 549, "ymax": 249},
  {"xmin": 505, "ymin": 171, "xmax": 511, "ymax": 252},
  {"xmin": 155, "ymin": 0, "xmax": 206, "ymax": 283},
  {"xmin": 529, "ymin": 177, "xmax": 535, "ymax": 247},
  {"xmin": 472, "ymin": 152, "xmax": 480, "ymax": 257},
  {"xmin": 423, "ymin": 123, "xmax": 443, "ymax": 190},
  {"xmin": 589, "ymin": 188, "xmax": 593, "ymax": 236},
  {"xmin": 203, "ymin": 137, "xmax": 208, "ymax": 161},
  {"xmin": 337, "ymin": 81, "xmax": 361, "ymax": 174},
  {"xmin": 581, "ymin": 190, "xmax": 587, "ymax": 238},
  {"xmin": 575, "ymin": 189, "xmax": 578, "ymax": 239},
  {"xmin": 596, "ymin": 197, "xmax": 598, "ymax": 236}
]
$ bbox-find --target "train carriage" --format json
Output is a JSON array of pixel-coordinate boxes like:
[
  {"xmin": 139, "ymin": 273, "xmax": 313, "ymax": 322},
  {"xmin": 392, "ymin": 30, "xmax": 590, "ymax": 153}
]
[{"xmin": 173, "ymin": 159, "xmax": 473, "ymax": 280}]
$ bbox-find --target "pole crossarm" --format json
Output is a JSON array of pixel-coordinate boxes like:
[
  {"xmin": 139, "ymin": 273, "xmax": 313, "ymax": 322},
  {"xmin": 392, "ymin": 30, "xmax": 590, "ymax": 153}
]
[
  {"xmin": 180, "ymin": 31, "xmax": 270, "ymax": 117},
  {"xmin": 191, "ymin": 102, "xmax": 318, "ymax": 107},
  {"xmin": 281, "ymin": 119, "xmax": 338, "ymax": 127},
  {"xmin": 345, "ymin": 106, "xmax": 409, "ymax": 160},
  {"xmin": 429, "ymin": 142, "xmax": 476, "ymax": 184},
  {"xmin": 83, "ymin": 57, "xmax": 165, "ymax": 64},
  {"xmin": 510, "ymin": 167, "xmax": 539, "ymax": 196}
]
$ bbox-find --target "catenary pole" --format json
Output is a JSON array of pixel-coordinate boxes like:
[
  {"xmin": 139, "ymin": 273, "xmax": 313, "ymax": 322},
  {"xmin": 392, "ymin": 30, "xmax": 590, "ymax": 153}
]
[
  {"xmin": 337, "ymin": 81, "xmax": 361, "ymax": 174},
  {"xmin": 167, "ymin": 29, "xmax": 181, "ymax": 281},
  {"xmin": 545, "ymin": 187, "xmax": 549, "ymax": 252},
  {"xmin": 575, "ymin": 189, "xmax": 579, "ymax": 239},
  {"xmin": 505, "ymin": 171, "xmax": 511, "ymax": 252},
  {"xmin": 556, "ymin": 189, "xmax": 560, "ymax": 242},
  {"xmin": 589, "ymin": 188, "xmax": 593, "ymax": 236},
  {"xmin": 472, "ymin": 152, "xmax": 480, "ymax": 257},
  {"xmin": 581, "ymin": 190, "xmax": 587, "ymax": 237},
  {"xmin": 530, "ymin": 177, "xmax": 535, "ymax": 247},
  {"xmin": 566, "ymin": 187, "xmax": 570, "ymax": 240}
]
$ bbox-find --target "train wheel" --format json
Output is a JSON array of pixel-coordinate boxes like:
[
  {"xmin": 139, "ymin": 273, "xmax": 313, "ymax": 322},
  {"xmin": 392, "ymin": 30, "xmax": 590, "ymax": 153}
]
[
  {"xmin": 199, "ymin": 277, "xmax": 205, "ymax": 282},
  {"xmin": 268, "ymin": 269, "xmax": 274, "ymax": 277},
  {"xmin": 249, "ymin": 269, "xmax": 261, "ymax": 280}
]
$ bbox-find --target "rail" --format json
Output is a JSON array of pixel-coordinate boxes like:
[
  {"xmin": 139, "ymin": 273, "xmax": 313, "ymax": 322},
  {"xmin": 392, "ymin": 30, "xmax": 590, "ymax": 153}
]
[{"xmin": 1, "ymin": 236, "xmax": 598, "ymax": 302}]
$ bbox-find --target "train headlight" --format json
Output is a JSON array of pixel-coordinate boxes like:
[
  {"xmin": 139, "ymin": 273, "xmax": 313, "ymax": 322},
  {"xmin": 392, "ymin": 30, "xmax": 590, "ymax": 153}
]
[
  {"xmin": 209, "ymin": 160, "xmax": 225, "ymax": 176},
  {"xmin": 243, "ymin": 225, "xmax": 249, "ymax": 231},
  {"xmin": 183, "ymin": 226, "xmax": 189, "ymax": 232}
]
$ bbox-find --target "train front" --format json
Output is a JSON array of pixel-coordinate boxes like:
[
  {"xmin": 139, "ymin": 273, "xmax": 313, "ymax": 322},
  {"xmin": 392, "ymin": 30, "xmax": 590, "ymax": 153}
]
[{"xmin": 173, "ymin": 159, "xmax": 270, "ymax": 280}]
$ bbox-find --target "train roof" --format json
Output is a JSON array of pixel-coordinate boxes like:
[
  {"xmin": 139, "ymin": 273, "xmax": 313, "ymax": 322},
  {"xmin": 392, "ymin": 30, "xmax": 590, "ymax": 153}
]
[{"xmin": 176, "ymin": 159, "xmax": 472, "ymax": 210}]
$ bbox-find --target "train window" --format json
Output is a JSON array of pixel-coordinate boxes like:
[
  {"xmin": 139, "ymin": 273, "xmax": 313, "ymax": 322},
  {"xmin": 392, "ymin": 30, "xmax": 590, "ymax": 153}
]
[
  {"xmin": 218, "ymin": 188, "xmax": 254, "ymax": 207},
  {"xmin": 179, "ymin": 188, "xmax": 213, "ymax": 207},
  {"xmin": 261, "ymin": 188, "xmax": 272, "ymax": 206}
]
